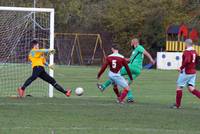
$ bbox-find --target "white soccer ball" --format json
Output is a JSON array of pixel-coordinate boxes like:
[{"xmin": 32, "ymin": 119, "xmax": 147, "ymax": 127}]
[{"xmin": 75, "ymin": 87, "xmax": 84, "ymax": 96}]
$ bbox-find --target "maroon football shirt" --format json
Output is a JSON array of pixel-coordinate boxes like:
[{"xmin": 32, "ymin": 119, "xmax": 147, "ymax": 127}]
[
  {"xmin": 97, "ymin": 52, "xmax": 133, "ymax": 80},
  {"xmin": 180, "ymin": 48, "xmax": 198, "ymax": 74}
]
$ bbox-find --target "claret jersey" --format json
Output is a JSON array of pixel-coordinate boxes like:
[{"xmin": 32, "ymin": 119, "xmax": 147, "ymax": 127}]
[
  {"xmin": 180, "ymin": 47, "xmax": 198, "ymax": 74},
  {"xmin": 97, "ymin": 52, "xmax": 133, "ymax": 80}
]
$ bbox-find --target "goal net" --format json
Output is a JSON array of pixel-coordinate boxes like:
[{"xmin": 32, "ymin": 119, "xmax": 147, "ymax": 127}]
[
  {"xmin": 55, "ymin": 33, "xmax": 106, "ymax": 65},
  {"xmin": 0, "ymin": 7, "xmax": 54, "ymax": 97}
]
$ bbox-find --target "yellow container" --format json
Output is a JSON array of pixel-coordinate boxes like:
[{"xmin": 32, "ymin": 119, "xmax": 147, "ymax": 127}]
[
  {"xmin": 182, "ymin": 42, "xmax": 186, "ymax": 51},
  {"xmin": 175, "ymin": 41, "xmax": 178, "ymax": 51},
  {"xmin": 169, "ymin": 41, "xmax": 172, "ymax": 51},
  {"xmin": 166, "ymin": 41, "xmax": 169, "ymax": 51},
  {"xmin": 178, "ymin": 42, "xmax": 182, "ymax": 51},
  {"xmin": 171, "ymin": 41, "xmax": 175, "ymax": 51}
]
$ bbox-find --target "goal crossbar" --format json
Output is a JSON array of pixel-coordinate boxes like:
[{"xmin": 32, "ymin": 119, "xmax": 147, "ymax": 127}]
[{"xmin": 0, "ymin": 6, "xmax": 54, "ymax": 12}]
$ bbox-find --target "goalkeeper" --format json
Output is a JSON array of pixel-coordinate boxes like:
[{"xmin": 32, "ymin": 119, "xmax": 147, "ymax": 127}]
[{"xmin": 17, "ymin": 40, "xmax": 71, "ymax": 97}]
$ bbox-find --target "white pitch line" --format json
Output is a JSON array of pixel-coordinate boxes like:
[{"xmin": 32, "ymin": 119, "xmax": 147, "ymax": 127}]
[
  {"xmin": 0, "ymin": 126, "xmax": 199, "ymax": 133},
  {"xmin": 0, "ymin": 102, "xmax": 120, "ymax": 106},
  {"xmin": 6, "ymin": 95, "xmax": 113, "ymax": 98},
  {"xmin": 69, "ymin": 96, "xmax": 112, "ymax": 98}
]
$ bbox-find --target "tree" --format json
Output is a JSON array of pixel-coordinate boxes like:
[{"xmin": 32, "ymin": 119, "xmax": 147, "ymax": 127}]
[{"xmin": 0, "ymin": 0, "xmax": 196, "ymax": 55}]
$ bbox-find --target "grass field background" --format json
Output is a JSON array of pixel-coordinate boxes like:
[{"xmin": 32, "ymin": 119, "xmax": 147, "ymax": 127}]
[{"xmin": 0, "ymin": 66, "xmax": 200, "ymax": 134}]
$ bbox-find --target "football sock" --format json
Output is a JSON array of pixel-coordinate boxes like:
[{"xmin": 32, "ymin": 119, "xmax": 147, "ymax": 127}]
[
  {"xmin": 53, "ymin": 83, "xmax": 66, "ymax": 94},
  {"xmin": 176, "ymin": 90, "xmax": 182, "ymax": 108},
  {"xmin": 127, "ymin": 77, "xmax": 133, "ymax": 84},
  {"xmin": 21, "ymin": 86, "xmax": 25, "ymax": 90},
  {"xmin": 126, "ymin": 76, "xmax": 135, "ymax": 100},
  {"xmin": 102, "ymin": 80, "xmax": 112, "ymax": 90},
  {"xmin": 127, "ymin": 90, "xmax": 134, "ymax": 100},
  {"xmin": 119, "ymin": 89, "xmax": 129, "ymax": 102},
  {"xmin": 113, "ymin": 85, "xmax": 120, "ymax": 97},
  {"xmin": 191, "ymin": 89, "xmax": 200, "ymax": 98}
]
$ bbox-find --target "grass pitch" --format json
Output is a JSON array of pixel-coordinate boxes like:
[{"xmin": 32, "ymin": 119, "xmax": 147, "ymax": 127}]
[{"xmin": 0, "ymin": 66, "xmax": 200, "ymax": 134}]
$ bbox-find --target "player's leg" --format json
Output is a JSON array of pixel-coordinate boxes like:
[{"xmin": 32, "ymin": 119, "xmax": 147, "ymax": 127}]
[
  {"xmin": 188, "ymin": 85, "xmax": 200, "ymax": 98},
  {"xmin": 119, "ymin": 86, "xmax": 130, "ymax": 103},
  {"xmin": 171, "ymin": 72, "xmax": 187, "ymax": 108},
  {"xmin": 122, "ymin": 66, "xmax": 141, "ymax": 102},
  {"xmin": 108, "ymin": 72, "xmax": 126, "ymax": 102},
  {"xmin": 187, "ymin": 75, "xmax": 200, "ymax": 98},
  {"xmin": 110, "ymin": 75, "xmax": 130, "ymax": 103},
  {"xmin": 98, "ymin": 64, "xmax": 139, "ymax": 100},
  {"xmin": 107, "ymin": 74, "xmax": 119, "ymax": 97},
  {"xmin": 39, "ymin": 70, "xmax": 71, "ymax": 96},
  {"xmin": 97, "ymin": 80, "xmax": 112, "ymax": 91},
  {"xmin": 18, "ymin": 67, "xmax": 42, "ymax": 97},
  {"xmin": 97, "ymin": 64, "xmax": 132, "ymax": 91},
  {"xmin": 113, "ymin": 84, "xmax": 120, "ymax": 97},
  {"xmin": 126, "ymin": 72, "xmax": 140, "ymax": 102},
  {"xmin": 98, "ymin": 64, "xmax": 134, "ymax": 92},
  {"xmin": 173, "ymin": 87, "xmax": 183, "ymax": 109},
  {"xmin": 21, "ymin": 67, "xmax": 42, "ymax": 89}
]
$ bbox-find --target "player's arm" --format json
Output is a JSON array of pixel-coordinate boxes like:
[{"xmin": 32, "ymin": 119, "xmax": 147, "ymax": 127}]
[
  {"xmin": 31, "ymin": 49, "xmax": 55, "ymax": 54},
  {"xmin": 143, "ymin": 50, "xmax": 155, "ymax": 64},
  {"xmin": 180, "ymin": 52, "xmax": 190, "ymax": 71},
  {"xmin": 97, "ymin": 59, "xmax": 108, "ymax": 79},
  {"xmin": 31, "ymin": 49, "xmax": 48, "ymax": 53},
  {"xmin": 42, "ymin": 56, "xmax": 49, "ymax": 66},
  {"xmin": 28, "ymin": 53, "xmax": 33, "ymax": 61},
  {"xmin": 29, "ymin": 49, "xmax": 50, "ymax": 58},
  {"xmin": 123, "ymin": 59, "xmax": 133, "ymax": 81}
]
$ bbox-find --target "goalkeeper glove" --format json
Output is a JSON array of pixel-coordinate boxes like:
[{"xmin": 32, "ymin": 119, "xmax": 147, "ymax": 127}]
[
  {"xmin": 48, "ymin": 64, "xmax": 55, "ymax": 70},
  {"xmin": 48, "ymin": 49, "xmax": 56, "ymax": 55}
]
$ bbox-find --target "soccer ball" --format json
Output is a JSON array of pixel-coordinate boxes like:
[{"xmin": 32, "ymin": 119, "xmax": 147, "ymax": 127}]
[{"xmin": 75, "ymin": 87, "xmax": 84, "ymax": 96}]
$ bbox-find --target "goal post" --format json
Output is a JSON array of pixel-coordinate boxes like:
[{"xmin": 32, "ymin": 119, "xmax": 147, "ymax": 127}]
[
  {"xmin": 49, "ymin": 8, "xmax": 54, "ymax": 98},
  {"xmin": 0, "ymin": 6, "xmax": 54, "ymax": 97}
]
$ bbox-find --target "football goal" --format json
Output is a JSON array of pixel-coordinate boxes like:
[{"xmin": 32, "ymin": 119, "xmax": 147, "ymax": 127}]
[{"xmin": 0, "ymin": 6, "xmax": 54, "ymax": 97}]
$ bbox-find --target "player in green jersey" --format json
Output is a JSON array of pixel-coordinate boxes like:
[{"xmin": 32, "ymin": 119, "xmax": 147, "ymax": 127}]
[{"xmin": 97, "ymin": 38, "xmax": 155, "ymax": 103}]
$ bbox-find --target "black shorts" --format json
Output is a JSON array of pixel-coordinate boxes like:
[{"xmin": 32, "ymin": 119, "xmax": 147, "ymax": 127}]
[{"xmin": 31, "ymin": 66, "xmax": 56, "ymax": 85}]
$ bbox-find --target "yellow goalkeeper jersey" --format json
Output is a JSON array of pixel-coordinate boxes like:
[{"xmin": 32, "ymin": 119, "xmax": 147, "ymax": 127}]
[{"xmin": 28, "ymin": 48, "xmax": 48, "ymax": 68}]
